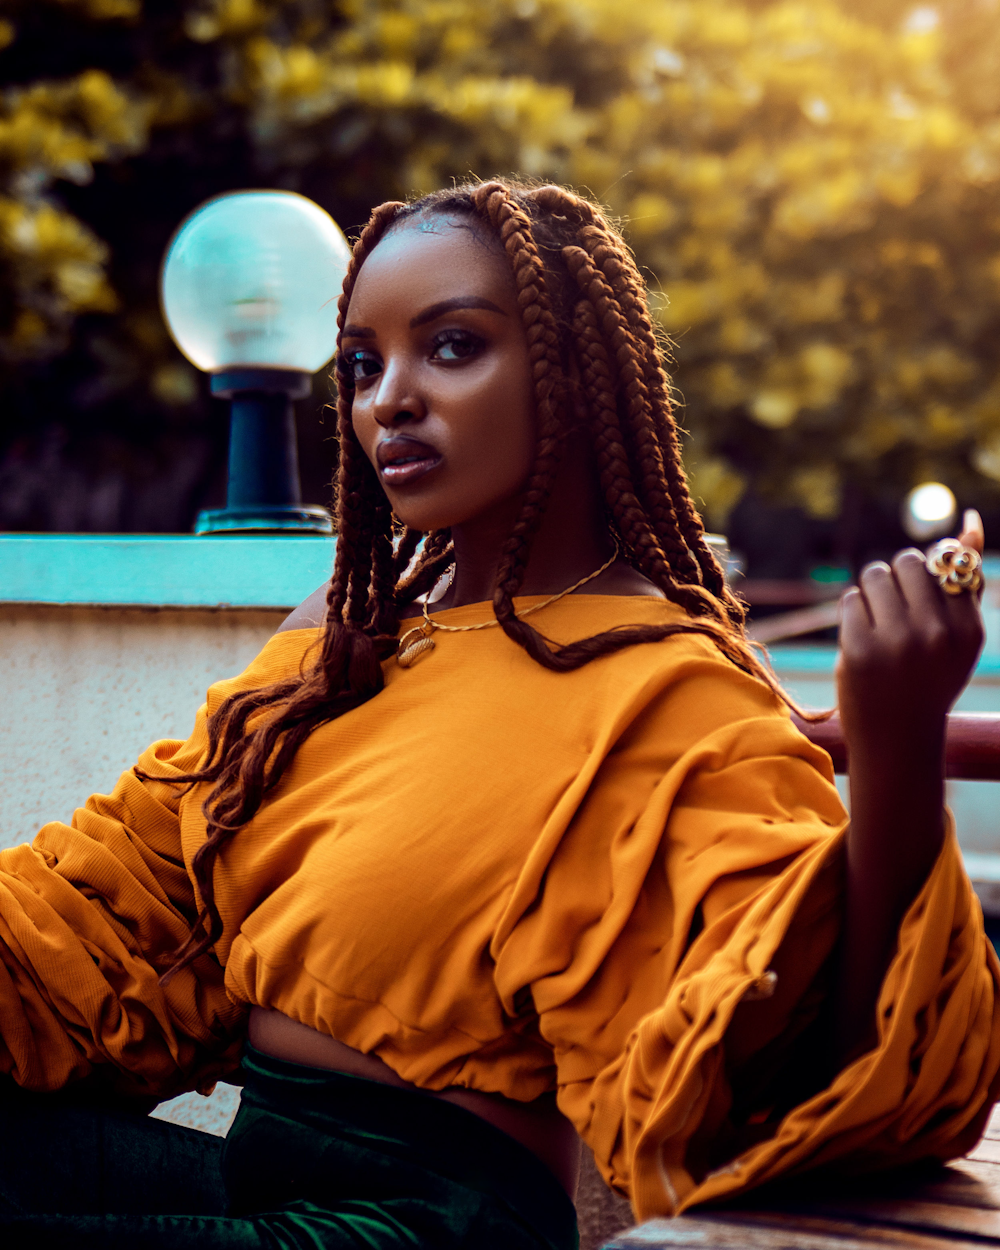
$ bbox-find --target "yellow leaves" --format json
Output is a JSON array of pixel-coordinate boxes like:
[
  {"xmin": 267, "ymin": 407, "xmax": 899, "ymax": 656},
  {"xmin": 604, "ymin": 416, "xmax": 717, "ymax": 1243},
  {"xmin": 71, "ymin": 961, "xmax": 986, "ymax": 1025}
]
[
  {"xmin": 782, "ymin": 272, "xmax": 845, "ymax": 324},
  {"xmin": 243, "ymin": 37, "xmax": 336, "ymax": 114},
  {"xmin": 973, "ymin": 435, "xmax": 1000, "ymax": 484},
  {"xmin": 683, "ymin": 450, "xmax": 746, "ymax": 528},
  {"xmin": 880, "ymin": 238, "xmax": 942, "ymax": 268},
  {"xmin": 0, "ymin": 70, "xmax": 149, "ymax": 185},
  {"xmin": 55, "ymin": 0, "xmax": 142, "ymax": 17},
  {"xmin": 751, "ymin": 391, "xmax": 799, "ymax": 429},
  {"xmin": 773, "ymin": 168, "xmax": 866, "ymax": 238},
  {"xmin": 893, "ymin": 346, "xmax": 975, "ymax": 399},
  {"xmin": 627, "ymin": 193, "xmax": 678, "ymax": 239},
  {"xmin": 0, "ymin": 198, "xmax": 113, "ymax": 306},
  {"xmin": 788, "ymin": 464, "xmax": 841, "ymax": 519},
  {"xmin": 875, "ymin": 166, "xmax": 922, "ymax": 208},
  {"xmin": 0, "ymin": 20, "xmax": 14, "ymax": 51},
  {"xmin": 706, "ymin": 360, "xmax": 747, "ymax": 407},
  {"xmin": 185, "ymin": 0, "xmax": 271, "ymax": 42},
  {"xmin": 750, "ymin": 343, "xmax": 854, "ymax": 428},
  {"xmin": 376, "ymin": 11, "xmax": 421, "ymax": 59},
  {"xmin": 0, "ymin": 196, "xmax": 117, "ymax": 357},
  {"xmin": 924, "ymin": 403, "xmax": 966, "ymax": 447},
  {"xmin": 151, "ymin": 362, "xmax": 199, "ymax": 405}
]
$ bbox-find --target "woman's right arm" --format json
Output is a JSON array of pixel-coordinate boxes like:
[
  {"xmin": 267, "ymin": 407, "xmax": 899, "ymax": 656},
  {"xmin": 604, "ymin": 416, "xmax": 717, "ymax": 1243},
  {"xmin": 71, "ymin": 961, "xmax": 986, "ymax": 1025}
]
[{"xmin": 0, "ymin": 719, "xmax": 246, "ymax": 1097}]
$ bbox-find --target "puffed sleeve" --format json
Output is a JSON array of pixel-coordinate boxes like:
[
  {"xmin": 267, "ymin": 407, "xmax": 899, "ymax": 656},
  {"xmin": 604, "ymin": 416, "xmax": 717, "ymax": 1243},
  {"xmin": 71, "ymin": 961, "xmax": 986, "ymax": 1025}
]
[
  {"xmin": 500, "ymin": 640, "xmax": 1000, "ymax": 1219},
  {"xmin": 0, "ymin": 707, "xmax": 247, "ymax": 1097}
]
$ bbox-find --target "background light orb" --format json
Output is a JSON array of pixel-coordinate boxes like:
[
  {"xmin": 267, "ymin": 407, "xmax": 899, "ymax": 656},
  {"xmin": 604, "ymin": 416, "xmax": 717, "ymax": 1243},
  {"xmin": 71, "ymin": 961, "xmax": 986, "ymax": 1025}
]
[
  {"xmin": 902, "ymin": 481, "xmax": 958, "ymax": 542},
  {"xmin": 160, "ymin": 190, "xmax": 351, "ymax": 373}
]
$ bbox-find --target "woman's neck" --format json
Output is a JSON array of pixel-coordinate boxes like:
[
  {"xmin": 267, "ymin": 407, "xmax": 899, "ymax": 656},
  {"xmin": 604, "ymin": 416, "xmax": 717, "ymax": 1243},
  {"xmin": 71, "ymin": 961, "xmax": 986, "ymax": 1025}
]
[{"xmin": 440, "ymin": 441, "xmax": 627, "ymax": 609}]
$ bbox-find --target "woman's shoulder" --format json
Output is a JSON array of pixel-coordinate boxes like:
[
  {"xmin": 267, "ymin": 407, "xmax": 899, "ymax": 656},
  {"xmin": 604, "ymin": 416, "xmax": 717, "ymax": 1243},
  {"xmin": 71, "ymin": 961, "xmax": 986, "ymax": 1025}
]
[
  {"xmin": 277, "ymin": 582, "xmax": 329, "ymax": 632},
  {"xmin": 205, "ymin": 618, "xmax": 322, "ymax": 710}
]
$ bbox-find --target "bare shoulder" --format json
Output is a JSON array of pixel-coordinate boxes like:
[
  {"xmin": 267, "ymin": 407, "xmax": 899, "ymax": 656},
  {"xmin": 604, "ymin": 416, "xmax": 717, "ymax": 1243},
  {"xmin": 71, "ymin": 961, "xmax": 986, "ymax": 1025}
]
[{"xmin": 277, "ymin": 582, "xmax": 330, "ymax": 633}]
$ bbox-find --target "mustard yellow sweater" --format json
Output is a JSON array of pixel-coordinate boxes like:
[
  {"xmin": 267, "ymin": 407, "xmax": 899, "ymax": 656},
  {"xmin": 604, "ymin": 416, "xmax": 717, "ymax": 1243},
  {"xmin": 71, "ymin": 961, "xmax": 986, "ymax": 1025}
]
[{"xmin": 0, "ymin": 594, "xmax": 997, "ymax": 1218}]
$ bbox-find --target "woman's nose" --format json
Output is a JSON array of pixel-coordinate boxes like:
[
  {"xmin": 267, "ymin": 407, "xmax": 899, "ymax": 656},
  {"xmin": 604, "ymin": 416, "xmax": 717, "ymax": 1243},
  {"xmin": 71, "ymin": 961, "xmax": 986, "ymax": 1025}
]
[{"xmin": 372, "ymin": 361, "xmax": 426, "ymax": 429}]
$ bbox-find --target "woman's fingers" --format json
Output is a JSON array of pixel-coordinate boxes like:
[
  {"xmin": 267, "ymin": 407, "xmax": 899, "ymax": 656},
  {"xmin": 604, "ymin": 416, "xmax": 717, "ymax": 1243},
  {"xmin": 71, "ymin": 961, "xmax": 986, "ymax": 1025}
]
[
  {"xmin": 855, "ymin": 559, "xmax": 906, "ymax": 633},
  {"xmin": 893, "ymin": 547, "xmax": 945, "ymax": 618},
  {"xmin": 886, "ymin": 546, "xmax": 980, "ymax": 644},
  {"xmin": 959, "ymin": 508, "xmax": 985, "ymax": 555}
]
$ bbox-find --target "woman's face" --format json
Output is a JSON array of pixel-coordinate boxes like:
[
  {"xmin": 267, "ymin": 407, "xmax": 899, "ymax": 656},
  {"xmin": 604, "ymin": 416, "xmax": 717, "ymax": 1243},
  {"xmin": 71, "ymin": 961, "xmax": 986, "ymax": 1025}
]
[{"xmin": 342, "ymin": 216, "xmax": 536, "ymax": 534}]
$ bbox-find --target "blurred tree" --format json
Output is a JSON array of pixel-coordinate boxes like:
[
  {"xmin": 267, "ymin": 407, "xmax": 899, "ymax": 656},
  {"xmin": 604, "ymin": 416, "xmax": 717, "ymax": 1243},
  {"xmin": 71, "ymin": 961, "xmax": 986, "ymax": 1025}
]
[{"xmin": 1, "ymin": 0, "xmax": 1000, "ymax": 565}]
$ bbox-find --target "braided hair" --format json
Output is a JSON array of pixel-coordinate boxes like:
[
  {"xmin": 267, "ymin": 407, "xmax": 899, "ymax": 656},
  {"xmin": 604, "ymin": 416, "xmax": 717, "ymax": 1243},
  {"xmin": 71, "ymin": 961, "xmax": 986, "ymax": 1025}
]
[{"xmin": 153, "ymin": 178, "xmax": 799, "ymax": 980}]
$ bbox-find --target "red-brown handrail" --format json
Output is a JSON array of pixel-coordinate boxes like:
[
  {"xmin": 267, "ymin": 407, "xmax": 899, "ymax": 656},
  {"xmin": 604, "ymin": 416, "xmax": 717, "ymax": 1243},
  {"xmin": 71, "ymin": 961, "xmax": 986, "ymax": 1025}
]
[{"xmin": 793, "ymin": 712, "xmax": 1000, "ymax": 780}]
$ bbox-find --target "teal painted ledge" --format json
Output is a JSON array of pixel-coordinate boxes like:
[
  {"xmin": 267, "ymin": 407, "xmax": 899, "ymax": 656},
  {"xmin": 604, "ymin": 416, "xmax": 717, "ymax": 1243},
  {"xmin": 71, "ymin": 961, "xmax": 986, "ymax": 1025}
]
[
  {"xmin": 767, "ymin": 642, "xmax": 1000, "ymax": 678},
  {"xmin": 0, "ymin": 534, "xmax": 336, "ymax": 609}
]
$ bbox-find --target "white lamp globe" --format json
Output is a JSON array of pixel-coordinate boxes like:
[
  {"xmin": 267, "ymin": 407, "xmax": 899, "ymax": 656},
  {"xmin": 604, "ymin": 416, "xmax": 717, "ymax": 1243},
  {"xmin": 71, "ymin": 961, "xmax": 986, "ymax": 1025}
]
[
  {"xmin": 160, "ymin": 190, "xmax": 352, "ymax": 373},
  {"xmin": 902, "ymin": 481, "xmax": 958, "ymax": 541}
]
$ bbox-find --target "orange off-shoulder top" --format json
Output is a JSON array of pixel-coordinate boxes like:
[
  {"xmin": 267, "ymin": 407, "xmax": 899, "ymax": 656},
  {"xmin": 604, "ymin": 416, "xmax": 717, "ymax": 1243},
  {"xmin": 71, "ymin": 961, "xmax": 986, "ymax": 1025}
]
[{"xmin": 0, "ymin": 593, "xmax": 997, "ymax": 1218}]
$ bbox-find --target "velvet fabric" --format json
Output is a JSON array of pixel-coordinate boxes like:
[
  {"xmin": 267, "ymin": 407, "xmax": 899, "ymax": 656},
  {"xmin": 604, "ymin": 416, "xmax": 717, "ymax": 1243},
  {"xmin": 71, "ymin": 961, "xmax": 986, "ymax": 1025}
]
[{"xmin": 0, "ymin": 1046, "xmax": 578, "ymax": 1248}]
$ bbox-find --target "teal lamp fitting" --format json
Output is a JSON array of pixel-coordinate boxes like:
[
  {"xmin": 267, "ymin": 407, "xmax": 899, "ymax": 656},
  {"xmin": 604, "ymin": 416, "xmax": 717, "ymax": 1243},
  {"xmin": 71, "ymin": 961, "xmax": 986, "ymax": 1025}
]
[{"xmin": 160, "ymin": 190, "xmax": 351, "ymax": 535}]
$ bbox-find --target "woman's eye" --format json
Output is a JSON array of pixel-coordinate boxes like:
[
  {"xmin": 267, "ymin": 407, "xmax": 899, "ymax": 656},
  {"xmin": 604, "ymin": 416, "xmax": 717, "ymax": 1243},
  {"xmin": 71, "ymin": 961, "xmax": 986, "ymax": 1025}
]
[
  {"xmin": 345, "ymin": 350, "xmax": 382, "ymax": 382},
  {"xmin": 431, "ymin": 332, "xmax": 483, "ymax": 362}
]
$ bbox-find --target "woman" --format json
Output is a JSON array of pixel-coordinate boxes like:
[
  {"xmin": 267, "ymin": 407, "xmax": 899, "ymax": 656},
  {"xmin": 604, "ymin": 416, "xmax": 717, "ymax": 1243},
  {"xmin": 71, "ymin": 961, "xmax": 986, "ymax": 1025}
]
[{"xmin": 0, "ymin": 178, "xmax": 996, "ymax": 1248}]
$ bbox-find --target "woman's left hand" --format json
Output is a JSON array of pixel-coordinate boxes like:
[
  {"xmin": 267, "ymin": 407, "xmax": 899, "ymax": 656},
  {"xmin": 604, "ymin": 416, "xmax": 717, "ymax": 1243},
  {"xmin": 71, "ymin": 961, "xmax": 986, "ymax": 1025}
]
[{"xmin": 836, "ymin": 510, "xmax": 985, "ymax": 755}]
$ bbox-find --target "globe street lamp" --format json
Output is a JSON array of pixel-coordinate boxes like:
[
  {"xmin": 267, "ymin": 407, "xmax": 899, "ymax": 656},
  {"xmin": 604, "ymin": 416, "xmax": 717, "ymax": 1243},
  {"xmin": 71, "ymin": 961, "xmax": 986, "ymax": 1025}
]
[
  {"xmin": 161, "ymin": 190, "xmax": 351, "ymax": 534},
  {"xmin": 902, "ymin": 481, "xmax": 958, "ymax": 542}
]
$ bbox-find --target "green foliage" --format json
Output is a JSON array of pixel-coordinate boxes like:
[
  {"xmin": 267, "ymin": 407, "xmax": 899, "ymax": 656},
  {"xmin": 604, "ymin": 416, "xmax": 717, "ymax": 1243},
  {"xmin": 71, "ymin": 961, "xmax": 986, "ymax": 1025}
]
[{"xmin": 3, "ymin": 0, "xmax": 1000, "ymax": 532}]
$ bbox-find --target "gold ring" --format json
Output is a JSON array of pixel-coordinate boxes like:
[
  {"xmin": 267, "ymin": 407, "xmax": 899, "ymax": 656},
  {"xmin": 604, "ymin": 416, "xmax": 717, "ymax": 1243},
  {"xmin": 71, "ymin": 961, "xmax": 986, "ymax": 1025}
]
[{"xmin": 924, "ymin": 538, "xmax": 984, "ymax": 596}]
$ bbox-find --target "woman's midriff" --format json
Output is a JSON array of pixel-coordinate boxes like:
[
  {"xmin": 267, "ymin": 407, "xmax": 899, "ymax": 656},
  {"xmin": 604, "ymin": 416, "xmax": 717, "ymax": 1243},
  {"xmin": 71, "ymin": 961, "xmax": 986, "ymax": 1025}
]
[{"xmin": 248, "ymin": 1007, "xmax": 581, "ymax": 1197}]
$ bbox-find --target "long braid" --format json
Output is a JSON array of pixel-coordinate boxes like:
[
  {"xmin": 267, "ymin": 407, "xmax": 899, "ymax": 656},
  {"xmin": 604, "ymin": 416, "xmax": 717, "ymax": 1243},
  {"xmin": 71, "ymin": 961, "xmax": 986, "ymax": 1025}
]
[
  {"xmin": 564, "ymin": 247, "xmax": 714, "ymax": 620},
  {"xmin": 391, "ymin": 527, "xmax": 423, "ymax": 580},
  {"xmin": 469, "ymin": 183, "xmax": 569, "ymax": 660},
  {"xmin": 576, "ymin": 227, "xmax": 705, "ymax": 591},
  {"xmin": 397, "ymin": 529, "xmax": 454, "ymax": 607},
  {"xmin": 331, "ymin": 201, "xmax": 408, "ymax": 629},
  {"xmin": 580, "ymin": 223, "xmax": 743, "ymax": 624},
  {"xmin": 152, "ymin": 176, "xmax": 813, "ymax": 981}
]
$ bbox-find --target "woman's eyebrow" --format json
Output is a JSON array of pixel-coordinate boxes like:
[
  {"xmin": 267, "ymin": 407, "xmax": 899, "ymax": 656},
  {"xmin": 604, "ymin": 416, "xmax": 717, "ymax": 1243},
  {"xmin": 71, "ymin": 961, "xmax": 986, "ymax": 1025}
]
[
  {"xmin": 342, "ymin": 324, "xmax": 375, "ymax": 339},
  {"xmin": 410, "ymin": 297, "xmax": 508, "ymax": 326}
]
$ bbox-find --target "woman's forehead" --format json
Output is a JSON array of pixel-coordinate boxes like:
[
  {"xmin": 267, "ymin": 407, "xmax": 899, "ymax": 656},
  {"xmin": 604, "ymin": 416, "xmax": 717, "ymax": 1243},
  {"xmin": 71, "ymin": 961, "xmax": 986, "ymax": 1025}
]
[{"xmin": 348, "ymin": 216, "xmax": 514, "ymax": 309}]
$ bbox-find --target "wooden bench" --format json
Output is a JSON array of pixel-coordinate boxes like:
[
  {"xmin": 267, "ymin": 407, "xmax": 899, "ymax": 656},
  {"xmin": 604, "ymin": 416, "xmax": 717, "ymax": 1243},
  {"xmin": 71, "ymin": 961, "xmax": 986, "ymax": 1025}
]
[
  {"xmin": 601, "ymin": 1107, "xmax": 1000, "ymax": 1247},
  {"xmin": 576, "ymin": 711, "xmax": 1000, "ymax": 1249}
]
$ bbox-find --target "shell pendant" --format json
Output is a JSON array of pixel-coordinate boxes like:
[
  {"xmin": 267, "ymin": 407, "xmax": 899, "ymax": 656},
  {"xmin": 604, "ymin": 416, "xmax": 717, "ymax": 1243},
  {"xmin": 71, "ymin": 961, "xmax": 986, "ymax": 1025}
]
[{"xmin": 397, "ymin": 625, "xmax": 435, "ymax": 668}]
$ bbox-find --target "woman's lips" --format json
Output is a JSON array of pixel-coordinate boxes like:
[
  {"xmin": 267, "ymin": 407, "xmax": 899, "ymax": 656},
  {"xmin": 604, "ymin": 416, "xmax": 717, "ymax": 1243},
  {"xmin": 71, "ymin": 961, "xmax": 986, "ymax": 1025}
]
[{"xmin": 376, "ymin": 438, "xmax": 442, "ymax": 487}]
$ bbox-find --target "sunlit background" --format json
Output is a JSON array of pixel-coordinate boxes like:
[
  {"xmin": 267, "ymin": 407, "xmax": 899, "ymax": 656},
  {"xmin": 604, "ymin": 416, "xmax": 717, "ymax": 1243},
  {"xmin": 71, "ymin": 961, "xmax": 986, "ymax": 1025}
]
[{"xmin": 2, "ymin": 0, "xmax": 1000, "ymax": 582}]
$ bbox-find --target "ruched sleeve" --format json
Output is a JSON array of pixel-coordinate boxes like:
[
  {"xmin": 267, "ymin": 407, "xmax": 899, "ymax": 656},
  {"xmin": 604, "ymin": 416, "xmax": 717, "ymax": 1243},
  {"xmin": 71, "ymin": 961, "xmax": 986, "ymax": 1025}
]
[
  {"xmin": 0, "ymin": 710, "xmax": 247, "ymax": 1097},
  {"xmin": 509, "ymin": 647, "xmax": 1000, "ymax": 1219}
]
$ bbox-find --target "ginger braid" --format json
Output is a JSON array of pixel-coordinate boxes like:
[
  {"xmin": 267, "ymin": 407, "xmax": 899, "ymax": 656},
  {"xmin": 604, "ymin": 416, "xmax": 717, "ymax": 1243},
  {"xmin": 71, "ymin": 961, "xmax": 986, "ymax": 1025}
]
[
  {"xmin": 150, "ymin": 176, "xmax": 810, "ymax": 980},
  {"xmin": 563, "ymin": 246, "xmax": 714, "ymax": 620},
  {"xmin": 468, "ymin": 183, "xmax": 569, "ymax": 661},
  {"xmin": 579, "ymin": 224, "xmax": 741, "ymax": 622},
  {"xmin": 575, "ymin": 227, "xmax": 705, "ymax": 592},
  {"xmin": 331, "ymin": 200, "xmax": 408, "ymax": 632}
]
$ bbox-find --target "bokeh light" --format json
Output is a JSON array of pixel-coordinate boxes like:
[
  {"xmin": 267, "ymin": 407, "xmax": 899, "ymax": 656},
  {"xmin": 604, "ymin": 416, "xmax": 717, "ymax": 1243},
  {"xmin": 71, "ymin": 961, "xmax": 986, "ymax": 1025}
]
[{"xmin": 902, "ymin": 482, "xmax": 958, "ymax": 542}]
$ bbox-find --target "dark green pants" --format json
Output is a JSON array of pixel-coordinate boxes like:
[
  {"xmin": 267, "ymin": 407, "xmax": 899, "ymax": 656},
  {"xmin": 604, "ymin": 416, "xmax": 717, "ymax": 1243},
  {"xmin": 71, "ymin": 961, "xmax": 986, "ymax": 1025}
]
[{"xmin": 0, "ymin": 1046, "xmax": 578, "ymax": 1249}]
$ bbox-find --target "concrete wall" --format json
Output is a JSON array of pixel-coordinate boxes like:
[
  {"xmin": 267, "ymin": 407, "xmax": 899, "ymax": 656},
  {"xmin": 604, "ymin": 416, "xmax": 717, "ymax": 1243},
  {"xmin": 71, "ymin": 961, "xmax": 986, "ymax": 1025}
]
[
  {"xmin": 0, "ymin": 600, "xmax": 288, "ymax": 1138},
  {"xmin": 0, "ymin": 603, "xmax": 286, "ymax": 848}
]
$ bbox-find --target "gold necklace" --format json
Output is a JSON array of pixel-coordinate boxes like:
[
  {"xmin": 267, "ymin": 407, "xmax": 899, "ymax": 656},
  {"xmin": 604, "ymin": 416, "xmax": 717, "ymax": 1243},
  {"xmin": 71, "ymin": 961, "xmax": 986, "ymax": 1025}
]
[{"xmin": 396, "ymin": 546, "xmax": 619, "ymax": 668}]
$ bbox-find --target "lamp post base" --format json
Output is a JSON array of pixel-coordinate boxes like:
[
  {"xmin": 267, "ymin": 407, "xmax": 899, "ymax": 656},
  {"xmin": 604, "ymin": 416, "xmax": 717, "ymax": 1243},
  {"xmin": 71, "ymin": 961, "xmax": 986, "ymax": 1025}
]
[{"xmin": 194, "ymin": 505, "xmax": 333, "ymax": 536}]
